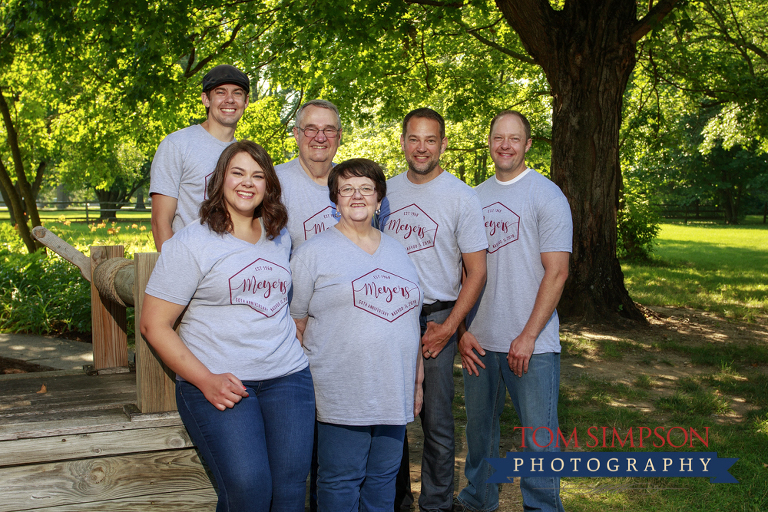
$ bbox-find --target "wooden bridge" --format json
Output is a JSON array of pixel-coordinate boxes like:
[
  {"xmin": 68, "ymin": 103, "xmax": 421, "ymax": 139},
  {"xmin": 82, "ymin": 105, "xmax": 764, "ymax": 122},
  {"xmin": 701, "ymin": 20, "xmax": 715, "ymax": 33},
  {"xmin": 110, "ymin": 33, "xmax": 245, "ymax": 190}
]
[{"xmin": 0, "ymin": 228, "xmax": 217, "ymax": 511}]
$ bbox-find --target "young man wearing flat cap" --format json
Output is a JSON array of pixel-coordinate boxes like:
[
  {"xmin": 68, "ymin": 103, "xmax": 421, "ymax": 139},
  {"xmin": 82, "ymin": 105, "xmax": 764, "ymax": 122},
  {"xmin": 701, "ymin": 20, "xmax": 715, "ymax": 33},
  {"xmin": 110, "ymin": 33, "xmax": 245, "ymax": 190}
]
[{"xmin": 150, "ymin": 64, "xmax": 250, "ymax": 250}]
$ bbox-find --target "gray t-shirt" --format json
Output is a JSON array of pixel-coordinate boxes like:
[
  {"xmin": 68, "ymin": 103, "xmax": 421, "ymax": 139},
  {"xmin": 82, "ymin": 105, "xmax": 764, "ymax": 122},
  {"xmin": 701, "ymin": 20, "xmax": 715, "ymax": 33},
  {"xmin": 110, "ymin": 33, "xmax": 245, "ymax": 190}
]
[
  {"xmin": 379, "ymin": 170, "xmax": 488, "ymax": 303},
  {"xmin": 145, "ymin": 220, "xmax": 307, "ymax": 381},
  {"xmin": 467, "ymin": 169, "xmax": 573, "ymax": 354},
  {"xmin": 275, "ymin": 158, "xmax": 338, "ymax": 252},
  {"xmin": 290, "ymin": 227, "xmax": 422, "ymax": 426},
  {"xmin": 149, "ymin": 124, "xmax": 234, "ymax": 233}
]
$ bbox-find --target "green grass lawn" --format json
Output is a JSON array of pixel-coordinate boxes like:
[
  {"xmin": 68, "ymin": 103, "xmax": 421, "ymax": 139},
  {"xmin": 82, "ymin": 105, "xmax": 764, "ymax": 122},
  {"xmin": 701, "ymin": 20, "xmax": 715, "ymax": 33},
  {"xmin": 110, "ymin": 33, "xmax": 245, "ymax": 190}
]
[{"xmin": 622, "ymin": 218, "xmax": 768, "ymax": 321}]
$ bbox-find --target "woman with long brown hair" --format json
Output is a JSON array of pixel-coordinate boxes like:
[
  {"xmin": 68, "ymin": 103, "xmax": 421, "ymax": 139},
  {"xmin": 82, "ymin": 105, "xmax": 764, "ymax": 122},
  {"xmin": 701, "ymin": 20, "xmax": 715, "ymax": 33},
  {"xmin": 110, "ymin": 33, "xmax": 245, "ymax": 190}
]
[{"xmin": 141, "ymin": 140, "xmax": 314, "ymax": 512}]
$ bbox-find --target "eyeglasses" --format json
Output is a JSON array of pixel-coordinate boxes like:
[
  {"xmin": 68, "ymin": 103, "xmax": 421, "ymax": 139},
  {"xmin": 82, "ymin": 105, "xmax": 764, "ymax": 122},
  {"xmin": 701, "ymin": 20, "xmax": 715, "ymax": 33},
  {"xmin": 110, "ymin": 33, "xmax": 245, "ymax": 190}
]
[
  {"xmin": 297, "ymin": 126, "xmax": 340, "ymax": 139},
  {"xmin": 338, "ymin": 185, "xmax": 376, "ymax": 197}
]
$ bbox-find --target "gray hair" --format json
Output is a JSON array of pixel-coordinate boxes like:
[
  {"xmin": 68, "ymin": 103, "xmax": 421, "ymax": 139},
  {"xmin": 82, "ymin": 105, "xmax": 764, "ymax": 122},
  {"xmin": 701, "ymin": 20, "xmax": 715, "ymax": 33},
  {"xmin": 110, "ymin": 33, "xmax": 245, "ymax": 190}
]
[{"xmin": 295, "ymin": 99, "xmax": 341, "ymax": 130}]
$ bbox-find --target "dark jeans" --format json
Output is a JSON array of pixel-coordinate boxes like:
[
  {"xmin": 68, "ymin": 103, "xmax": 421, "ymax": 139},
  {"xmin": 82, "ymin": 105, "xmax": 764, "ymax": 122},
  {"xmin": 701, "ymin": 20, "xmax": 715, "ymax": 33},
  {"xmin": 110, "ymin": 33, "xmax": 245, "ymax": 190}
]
[
  {"xmin": 395, "ymin": 307, "xmax": 458, "ymax": 512},
  {"xmin": 176, "ymin": 367, "xmax": 315, "ymax": 512}
]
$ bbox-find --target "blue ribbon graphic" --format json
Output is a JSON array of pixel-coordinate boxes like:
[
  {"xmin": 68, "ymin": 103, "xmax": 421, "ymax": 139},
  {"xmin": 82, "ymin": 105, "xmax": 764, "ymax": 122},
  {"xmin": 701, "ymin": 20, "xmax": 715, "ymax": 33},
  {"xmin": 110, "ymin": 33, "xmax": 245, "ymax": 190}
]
[{"xmin": 486, "ymin": 452, "xmax": 738, "ymax": 484}]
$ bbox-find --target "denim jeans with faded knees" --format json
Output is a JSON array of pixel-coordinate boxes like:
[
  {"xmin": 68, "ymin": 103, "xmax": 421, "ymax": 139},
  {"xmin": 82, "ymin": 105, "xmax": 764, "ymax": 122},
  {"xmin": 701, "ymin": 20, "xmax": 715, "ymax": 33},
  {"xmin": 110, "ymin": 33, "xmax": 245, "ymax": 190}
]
[
  {"xmin": 316, "ymin": 422, "xmax": 406, "ymax": 512},
  {"xmin": 176, "ymin": 367, "xmax": 315, "ymax": 512},
  {"xmin": 457, "ymin": 352, "xmax": 565, "ymax": 512}
]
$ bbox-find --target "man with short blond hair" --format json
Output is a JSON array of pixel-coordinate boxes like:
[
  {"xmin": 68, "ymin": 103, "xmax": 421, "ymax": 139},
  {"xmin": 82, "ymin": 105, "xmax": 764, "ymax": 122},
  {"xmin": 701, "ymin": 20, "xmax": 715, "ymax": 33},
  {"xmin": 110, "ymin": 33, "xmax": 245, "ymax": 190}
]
[
  {"xmin": 455, "ymin": 110, "xmax": 572, "ymax": 512},
  {"xmin": 150, "ymin": 64, "xmax": 250, "ymax": 250}
]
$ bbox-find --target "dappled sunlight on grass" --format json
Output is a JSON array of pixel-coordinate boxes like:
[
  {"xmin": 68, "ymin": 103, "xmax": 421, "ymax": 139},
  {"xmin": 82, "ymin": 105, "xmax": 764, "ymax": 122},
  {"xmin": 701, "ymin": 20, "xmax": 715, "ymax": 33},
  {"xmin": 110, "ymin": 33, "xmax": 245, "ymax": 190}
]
[{"xmin": 623, "ymin": 223, "xmax": 768, "ymax": 321}]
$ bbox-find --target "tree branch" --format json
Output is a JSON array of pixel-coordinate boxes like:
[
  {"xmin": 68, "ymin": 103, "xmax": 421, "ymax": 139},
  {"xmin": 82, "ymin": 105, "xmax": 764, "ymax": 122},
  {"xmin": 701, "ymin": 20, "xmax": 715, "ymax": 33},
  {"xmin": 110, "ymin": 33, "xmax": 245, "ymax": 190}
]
[
  {"xmin": 0, "ymin": 158, "xmax": 36, "ymax": 252},
  {"xmin": 0, "ymin": 86, "xmax": 41, "ymax": 228},
  {"xmin": 420, "ymin": 30, "xmax": 432, "ymax": 92},
  {"xmin": 405, "ymin": 0, "xmax": 464, "ymax": 8},
  {"xmin": 466, "ymin": 27, "xmax": 536, "ymax": 65},
  {"xmin": 32, "ymin": 161, "xmax": 46, "ymax": 198},
  {"xmin": 631, "ymin": 0, "xmax": 681, "ymax": 44},
  {"xmin": 185, "ymin": 22, "xmax": 244, "ymax": 77}
]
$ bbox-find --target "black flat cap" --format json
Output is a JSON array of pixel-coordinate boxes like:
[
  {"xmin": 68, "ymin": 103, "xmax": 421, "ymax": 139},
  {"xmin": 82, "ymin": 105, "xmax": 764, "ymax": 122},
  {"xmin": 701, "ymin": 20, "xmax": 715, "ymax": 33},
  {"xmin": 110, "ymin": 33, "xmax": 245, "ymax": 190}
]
[{"xmin": 202, "ymin": 65, "xmax": 250, "ymax": 94}]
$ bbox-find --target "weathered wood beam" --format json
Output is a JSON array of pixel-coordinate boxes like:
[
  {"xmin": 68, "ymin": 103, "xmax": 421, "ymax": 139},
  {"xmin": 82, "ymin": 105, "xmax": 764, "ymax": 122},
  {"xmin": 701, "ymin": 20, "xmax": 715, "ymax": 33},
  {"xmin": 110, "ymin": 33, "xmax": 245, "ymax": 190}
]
[{"xmin": 31, "ymin": 226, "xmax": 91, "ymax": 282}]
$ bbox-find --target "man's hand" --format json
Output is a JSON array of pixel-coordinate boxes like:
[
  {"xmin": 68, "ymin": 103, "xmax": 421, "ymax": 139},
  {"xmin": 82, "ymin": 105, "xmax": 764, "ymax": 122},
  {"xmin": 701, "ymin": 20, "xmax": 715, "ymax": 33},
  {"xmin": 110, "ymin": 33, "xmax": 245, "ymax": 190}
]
[
  {"xmin": 199, "ymin": 372, "xmax": 249, "ymax": 411},
  {"xmin": 458, "ymin": 331, "xmax": 486, "ymax": 377},
  {"xmin": 421, "ymin": 320, "xmax": 454, "ymax": 358},
  {"xmin": 507, "ymin": 333, "xmax": 536, "ymax": 377}
]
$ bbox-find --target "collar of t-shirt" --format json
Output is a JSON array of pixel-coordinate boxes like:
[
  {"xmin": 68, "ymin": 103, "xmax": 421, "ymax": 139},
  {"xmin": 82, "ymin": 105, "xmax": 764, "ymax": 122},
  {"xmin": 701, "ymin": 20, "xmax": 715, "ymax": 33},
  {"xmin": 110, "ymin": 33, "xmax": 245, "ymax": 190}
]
[{"xmin": 494, "ymin": 168, "xmax": 532, "ymax": 186}]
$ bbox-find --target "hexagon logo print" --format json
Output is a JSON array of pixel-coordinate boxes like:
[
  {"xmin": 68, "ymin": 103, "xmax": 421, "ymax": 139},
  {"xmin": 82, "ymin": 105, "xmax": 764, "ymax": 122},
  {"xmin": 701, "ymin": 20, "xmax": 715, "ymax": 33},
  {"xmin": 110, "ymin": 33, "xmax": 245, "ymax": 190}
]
[
  {"xmin": 229, "ymin": 258, "xmax": 290, "ymax": 317},
  {"xmin": 352, "ymin": 268, "xmax": 421, "ymax": 322}
]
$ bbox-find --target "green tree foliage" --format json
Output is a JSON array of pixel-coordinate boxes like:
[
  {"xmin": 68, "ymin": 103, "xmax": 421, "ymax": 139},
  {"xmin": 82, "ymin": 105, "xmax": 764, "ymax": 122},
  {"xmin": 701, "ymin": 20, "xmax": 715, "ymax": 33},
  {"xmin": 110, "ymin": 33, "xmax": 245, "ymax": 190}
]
[
  {"xmin": 623, "ymin": 0, "xmax": 768, "ymax": 224},
  {"xmin": 0, "ymin": 0, "xmax": 297, "ymax": 247}
]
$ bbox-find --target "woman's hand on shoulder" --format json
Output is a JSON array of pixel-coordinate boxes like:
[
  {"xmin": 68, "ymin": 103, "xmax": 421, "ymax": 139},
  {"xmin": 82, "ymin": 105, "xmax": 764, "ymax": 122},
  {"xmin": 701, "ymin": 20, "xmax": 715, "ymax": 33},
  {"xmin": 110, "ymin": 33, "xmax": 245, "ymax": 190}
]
[{"xmin": 199, "ymin": 373, "xmax": 249, "ymax": 411}]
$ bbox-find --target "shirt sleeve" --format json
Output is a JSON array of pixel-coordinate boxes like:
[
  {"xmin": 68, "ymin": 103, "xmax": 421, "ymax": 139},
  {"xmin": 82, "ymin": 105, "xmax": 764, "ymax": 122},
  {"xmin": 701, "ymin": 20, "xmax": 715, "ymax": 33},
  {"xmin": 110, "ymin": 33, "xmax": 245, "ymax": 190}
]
[
  {"xmin": 537, "ymin": 184, "xmax": 573, "ymax": 254},
  {"xmin": 145, "ymin": 236, "xmax": 203, "ymax": 305},
  {"xmin": 289, "ymin": 250, "xmax": 314, "ymax": 319},
  {"xmin": 149, "ymin": 136, "xmax": 183, "ymax": 199},
  {"xmin": 456, "ymin": 191, "xmax": 490, "ymax": 254}
]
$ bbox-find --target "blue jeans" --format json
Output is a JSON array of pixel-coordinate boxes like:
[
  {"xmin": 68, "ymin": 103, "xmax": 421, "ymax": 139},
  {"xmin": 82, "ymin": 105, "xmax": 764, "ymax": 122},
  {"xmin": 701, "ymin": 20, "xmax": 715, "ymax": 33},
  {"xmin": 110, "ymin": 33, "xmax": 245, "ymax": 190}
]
[
  {"xmin": 176, "ymin": 367, "xmax": 315, "ymax": 512},
  {"xmin": 457, "ymin": 352, "xmax": 564, "ymax": 512},
  {"xmin": 316, "ymin": 422, "xmax": 406, "ymax": 512}
]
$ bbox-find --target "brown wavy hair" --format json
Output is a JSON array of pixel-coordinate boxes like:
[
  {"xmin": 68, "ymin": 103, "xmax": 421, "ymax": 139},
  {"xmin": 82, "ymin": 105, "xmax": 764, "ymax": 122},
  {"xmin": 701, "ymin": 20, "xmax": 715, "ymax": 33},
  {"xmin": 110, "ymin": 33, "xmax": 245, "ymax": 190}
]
[{"xmin": 199, "ymin": 140, "xmax": 287, "ymax": 239}]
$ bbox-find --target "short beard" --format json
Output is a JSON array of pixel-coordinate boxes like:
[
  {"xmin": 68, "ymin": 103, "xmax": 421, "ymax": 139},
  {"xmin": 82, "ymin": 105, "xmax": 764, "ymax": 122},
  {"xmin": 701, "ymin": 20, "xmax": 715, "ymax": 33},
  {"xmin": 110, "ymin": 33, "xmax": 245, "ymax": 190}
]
[{"xmin": 407, "ymin": 159, "xmax": 439, "ymax": 176}]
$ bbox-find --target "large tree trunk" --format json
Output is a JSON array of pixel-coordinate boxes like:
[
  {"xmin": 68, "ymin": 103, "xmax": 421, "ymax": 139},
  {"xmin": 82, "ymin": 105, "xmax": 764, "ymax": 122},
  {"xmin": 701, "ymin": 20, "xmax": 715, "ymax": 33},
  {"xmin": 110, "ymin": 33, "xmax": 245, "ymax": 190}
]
[{"xmin": 493, "ymin": 0, "xmax": 680, "ymax": 323}]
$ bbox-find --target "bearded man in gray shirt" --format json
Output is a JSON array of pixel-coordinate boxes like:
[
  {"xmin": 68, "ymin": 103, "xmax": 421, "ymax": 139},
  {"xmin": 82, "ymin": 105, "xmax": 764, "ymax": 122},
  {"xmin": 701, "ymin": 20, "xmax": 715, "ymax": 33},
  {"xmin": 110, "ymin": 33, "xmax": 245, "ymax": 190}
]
[{"xmin": 381, "ymin": 108, "xmax": 488, "ymax": 512}]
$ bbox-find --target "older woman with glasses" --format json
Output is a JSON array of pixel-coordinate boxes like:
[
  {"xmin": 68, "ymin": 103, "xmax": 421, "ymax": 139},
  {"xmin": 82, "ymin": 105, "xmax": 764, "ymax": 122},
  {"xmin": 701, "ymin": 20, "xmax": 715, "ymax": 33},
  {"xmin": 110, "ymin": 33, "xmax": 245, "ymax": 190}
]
[{"xmin": 290, "ymin": 158, "xmax": 424, "ymax": 512}]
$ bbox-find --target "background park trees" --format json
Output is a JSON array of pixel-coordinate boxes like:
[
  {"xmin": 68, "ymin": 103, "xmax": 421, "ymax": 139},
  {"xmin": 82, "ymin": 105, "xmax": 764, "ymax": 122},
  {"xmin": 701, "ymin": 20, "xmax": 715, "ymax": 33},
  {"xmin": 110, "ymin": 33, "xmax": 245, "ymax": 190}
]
[{"xmin": 1, "ymin": 0, "xmax": 766, "ymax": 323}]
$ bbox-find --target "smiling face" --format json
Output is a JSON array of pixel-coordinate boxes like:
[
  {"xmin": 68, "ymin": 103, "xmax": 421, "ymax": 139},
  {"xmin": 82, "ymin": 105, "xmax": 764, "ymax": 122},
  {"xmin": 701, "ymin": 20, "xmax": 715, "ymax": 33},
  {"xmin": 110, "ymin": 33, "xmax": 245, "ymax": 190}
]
[
  {"xmin": 223, "ymin": 151, "xmax": 267, "ymax": 220},
  {"xmin": 293, "ymin": 105, "xmax": 341, "ymax": 169},
  {"xmin": 202, "ymin": 84, "xmax": 249, "ymax": 129},
  {"xmin": 488, "ymin": 113, "xmax": 532, "ymax": 180},
  {"xmin": 335, "ymin": 175, "xmax": 380, "ymax": 226},
  {"xmin": 401, "ymin": 116, "xmax": 446, "ymax": 179}
]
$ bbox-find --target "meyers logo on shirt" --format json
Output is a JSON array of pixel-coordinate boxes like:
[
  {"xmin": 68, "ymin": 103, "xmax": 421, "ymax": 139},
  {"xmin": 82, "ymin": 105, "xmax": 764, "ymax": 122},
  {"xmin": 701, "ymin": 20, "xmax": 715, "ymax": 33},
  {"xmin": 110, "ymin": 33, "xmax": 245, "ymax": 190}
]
[
  {"xmin": 381, "ymin": 204, "xmax": 438, "ymax": 254},
  {"xmin": 303, "ymin": 205, "xmax": 338, "ymax": 241},
  {"xmin": 229, "ymin": 258, "xmax": 290, "ymax": 317},
  {"xmin": 352, "ymin": 269, "xmax": 420, "ymax": 322},
  {"xmin": 483, "ymin": 202, "xmax": 520, "ymax": 253}
]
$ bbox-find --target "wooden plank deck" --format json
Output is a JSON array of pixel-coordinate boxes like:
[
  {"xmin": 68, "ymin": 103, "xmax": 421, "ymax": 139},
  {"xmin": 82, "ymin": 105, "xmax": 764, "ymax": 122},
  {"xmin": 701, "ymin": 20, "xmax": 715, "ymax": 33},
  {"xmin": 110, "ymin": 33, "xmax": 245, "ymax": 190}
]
[{"xmin": 0, "ymin": 371, "xmax": 216, "ymax": 511}]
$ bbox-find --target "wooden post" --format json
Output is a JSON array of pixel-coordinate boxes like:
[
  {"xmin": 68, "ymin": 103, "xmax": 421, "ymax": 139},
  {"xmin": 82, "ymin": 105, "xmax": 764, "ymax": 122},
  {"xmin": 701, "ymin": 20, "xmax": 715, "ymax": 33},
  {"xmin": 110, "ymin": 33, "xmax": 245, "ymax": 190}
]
[
  {"xmin": 90, "ymin": 246, "xmax": 128, "ymax": 370},
  {"xmin": 134, "ymin": 253, "xmax": 177, "ymax": 413}
]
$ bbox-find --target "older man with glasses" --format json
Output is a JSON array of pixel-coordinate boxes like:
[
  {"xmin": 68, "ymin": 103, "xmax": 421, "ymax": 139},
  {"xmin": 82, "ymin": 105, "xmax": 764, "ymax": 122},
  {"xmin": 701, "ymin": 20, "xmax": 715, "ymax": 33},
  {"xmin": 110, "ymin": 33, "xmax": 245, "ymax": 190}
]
[
  {"xmin": 275, "ymin": 99, "xmax": 343, "ymax": 252},
  {"xmin": 275, "ymin": 99, "xmax": 343, "ymax": 512}
]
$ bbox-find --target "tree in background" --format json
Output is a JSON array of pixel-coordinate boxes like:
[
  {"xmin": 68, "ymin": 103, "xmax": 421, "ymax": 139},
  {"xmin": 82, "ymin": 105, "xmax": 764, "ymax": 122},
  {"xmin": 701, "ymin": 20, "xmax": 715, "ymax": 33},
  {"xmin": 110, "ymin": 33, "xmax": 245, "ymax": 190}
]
[
  {"xmin": 624, "ymin": 0, "xmax": 768, "ymax": 225},
  {"xmin": 286, "ymin": 0, "xmax": 679, "ymax": 322}
]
